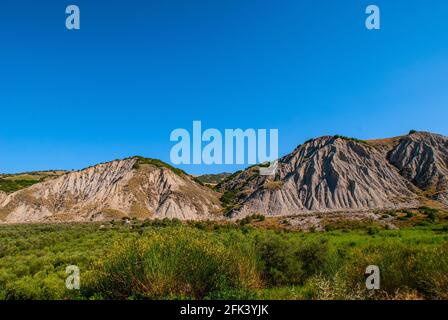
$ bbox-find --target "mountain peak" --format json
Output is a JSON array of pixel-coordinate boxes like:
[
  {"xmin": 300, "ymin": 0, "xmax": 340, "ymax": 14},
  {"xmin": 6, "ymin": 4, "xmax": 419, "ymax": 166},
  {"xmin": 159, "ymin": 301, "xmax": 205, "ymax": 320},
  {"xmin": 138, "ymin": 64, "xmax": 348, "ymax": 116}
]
[{"xmin": 220, "ymin": 132, "xmax": 448, "ymax": 217}]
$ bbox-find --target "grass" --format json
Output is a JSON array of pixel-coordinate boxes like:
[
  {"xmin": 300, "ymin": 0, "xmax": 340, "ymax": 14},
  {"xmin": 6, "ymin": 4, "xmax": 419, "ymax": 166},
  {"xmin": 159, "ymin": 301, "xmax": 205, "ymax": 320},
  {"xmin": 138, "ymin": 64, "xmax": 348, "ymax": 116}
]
[
  {"xmin": 0, "ymin": 219, "xmax": 447, "ymax": 300},
  {"xmin": 0, "ymin": 171, "xmax": 66, "ymax": 193},
  {"xmin": 84, "ymin": 228, "xmax": 260, "ymax": 299},
  {"xmin": 333, "ymin": 135, "xmax": 367, "ymax": 144},
  {"xmin": 0, "ymin": 179, "xmax": 39, "ymax": 193},
  {"xmin": 195, "ymin": 173, "xmax": 232, "ymax": 185},
  {"xmin": 132, "ymin": 156, "xmax": 187, "ymax": 177}
]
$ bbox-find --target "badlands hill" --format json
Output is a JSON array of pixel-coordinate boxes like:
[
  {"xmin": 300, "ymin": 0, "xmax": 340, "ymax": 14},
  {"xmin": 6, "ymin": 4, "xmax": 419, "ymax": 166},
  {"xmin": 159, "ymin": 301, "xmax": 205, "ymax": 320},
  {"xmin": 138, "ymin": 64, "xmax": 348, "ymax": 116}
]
[
  {"xmin": 0, "ymin": 131, "xmax": 447, "ymax": 223},
  {"xmin": 0, "ymin": 157, "xmax": 221, "ymax": 223},
  {"xmin": 217, "ymin": 131, "xmax": 448, "ymax": 217}
]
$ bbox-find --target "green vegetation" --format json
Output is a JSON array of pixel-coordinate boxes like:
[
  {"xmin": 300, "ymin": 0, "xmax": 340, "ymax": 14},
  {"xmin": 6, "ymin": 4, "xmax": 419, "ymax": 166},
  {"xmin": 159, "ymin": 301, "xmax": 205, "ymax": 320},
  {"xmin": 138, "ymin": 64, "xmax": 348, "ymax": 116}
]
[
  {"xmin": 192, "ymin": 177, "xmax": 205, "ymax": 186},
  {"xmin": 220, "ymin": 190, "xmax": 239, "ymax": 216},
  {"xmin": 217, "ymin": 167, "xmax": 266, "ymax": 215},
  {"xmin": 0, "ymin": 219, "xmax": 447, "ymax": 300},
  {"xmin": 0, "ymin": 171, "xmax": 66, "ymax": 193},
  {"xmin": 333, "ymin": 135, "xmax": 367, "ymax": 144},
  {"xmin": 216, "ymin": 170, "xmax": 243, "ymax": 187},
  {"xmin": 419, "ymin": 206, "xmax": 439, "ymax": 222},
  {"xmin": 375, "ymin": 207, "xmax": 443, "ymax": 227},
  {"xmin": 0, "ymin": 179, "xmax": 38, "ymax": 193},
  {"xmin": 84, "ymin": 228, "xmax": 260, "ymax": 299},
  {"xmin": 195, "ymin": 173, "xmax": 232, "ymax": 185},
  {"xmin": 409, "ymin": 130, "xmax": 417, "ymax": 135},
  {"xmin": 238, "ymin": 214, "xmax": 265, "ymax": 226},
  {"xmin": 324, "ymin": 219, "xmax": 385, "ymax": 233},
  {"xmin": 247, "ymin": 162, "xmax": 271, "ymax": 169},
  {"xmin": 132, "ymin": 156, "xmax": 187, "ymax": 176}
]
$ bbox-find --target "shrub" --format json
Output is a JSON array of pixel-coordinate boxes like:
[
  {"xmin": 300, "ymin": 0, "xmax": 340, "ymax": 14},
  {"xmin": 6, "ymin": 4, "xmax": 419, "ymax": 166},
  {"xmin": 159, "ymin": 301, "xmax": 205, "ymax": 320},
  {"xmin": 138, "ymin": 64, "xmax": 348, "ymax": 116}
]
[
  {"xmin": 220, "ymin": 190, "xmax": 238, "ymax": 206},
  {"xmin": 238, "ymin": 214, "xmax": 266, "ymax": 226},
  {"xmin": 256, "ymin": 234, "xmax": 329, "ymax": 286},
  {"xmin": 1, "ymin": 221, "xmax": 447, "ymax": 300},
  {"xmin": 133, "ymin": 156, "xmax": 186, "ymax": 176},
  {"xmin": 306, "ymin": 273, "xmax": 365, "ymax": 300},
  {"xmin": 0, "ymin": 179, "xmax": 39, "ymax": 193},
  {"xmin": 256, "ymin": 235, "xmax": 304, "ymax": 286},
  {"xmin": 419, "ymin": 207, "xmax": 438, "ymax": 222},
  {"xmin": 147, "ymin": 218, "xmax": 182, "ymax": 228},
  {"xmin": 84, "ymin": 228, "xmax": 261, "ymax": 299},
  {"xmin": 324, "ymin": 219, "xmax": 384, "ymax": 232},
  {"xmin": 333, "ymin": 135, "xmax": 367, "ymax": 144},
  {"xmin": 399, "ymin": 210, "xmax": 415, "ymax": 220},
  {"xmin": 342, "ymin": 242, "xmax": 448, "ymax": 299}
]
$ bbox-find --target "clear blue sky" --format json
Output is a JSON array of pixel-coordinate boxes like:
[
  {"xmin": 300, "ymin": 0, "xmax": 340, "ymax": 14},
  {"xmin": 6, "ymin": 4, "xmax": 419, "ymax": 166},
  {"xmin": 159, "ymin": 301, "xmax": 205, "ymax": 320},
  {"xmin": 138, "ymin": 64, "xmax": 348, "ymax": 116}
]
[{"xmin": 0, "ymin": 0, "xmax": 447, "ymax": 174}]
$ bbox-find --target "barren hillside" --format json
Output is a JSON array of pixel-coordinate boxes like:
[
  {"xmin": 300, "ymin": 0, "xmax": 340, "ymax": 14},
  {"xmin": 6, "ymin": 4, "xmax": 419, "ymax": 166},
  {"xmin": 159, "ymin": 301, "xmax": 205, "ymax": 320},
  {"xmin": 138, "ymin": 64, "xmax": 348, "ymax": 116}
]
[{"xmin": 0, "ymin": 157, "xmax": 221, "ymax": 223}]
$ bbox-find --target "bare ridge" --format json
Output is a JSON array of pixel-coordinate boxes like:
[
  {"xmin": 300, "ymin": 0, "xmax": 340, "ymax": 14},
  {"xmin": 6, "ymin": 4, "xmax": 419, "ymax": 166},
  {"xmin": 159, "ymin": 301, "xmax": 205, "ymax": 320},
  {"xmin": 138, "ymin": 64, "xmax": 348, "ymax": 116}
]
[
  {"xmin": 0, "ymin": 157, "xmax": 221, "ymax": 223},
  {"xmin": 219, "ymin": 136, "xmax": 419, "ymax": 217}
]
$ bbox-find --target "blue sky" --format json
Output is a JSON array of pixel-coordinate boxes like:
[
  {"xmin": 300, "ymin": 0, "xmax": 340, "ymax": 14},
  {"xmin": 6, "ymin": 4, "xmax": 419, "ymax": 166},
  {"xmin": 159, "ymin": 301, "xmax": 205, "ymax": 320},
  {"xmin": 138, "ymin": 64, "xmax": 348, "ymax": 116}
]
[{"xmin": 0, "ymin": 0, "xmax": 447, "ymax": 174}]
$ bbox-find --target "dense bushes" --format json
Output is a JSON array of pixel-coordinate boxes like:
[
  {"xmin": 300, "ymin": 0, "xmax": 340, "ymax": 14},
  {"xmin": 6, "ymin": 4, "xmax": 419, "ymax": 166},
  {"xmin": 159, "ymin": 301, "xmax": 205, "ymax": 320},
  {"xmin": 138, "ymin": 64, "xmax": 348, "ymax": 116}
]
[
  {"xmin": 0, "ymin": 178, "xmax": 38, "ymax": 193},
  {"xmin": 333, "ymin": 135, "xmax": 367, "ymax": 144},
  {"xmin": 83, "ymin": 228, "xmax": 261, "ymax": 299},
  {"xmin": 341, "ymin": 242, "xmax": 448, "ymax": 299},
  {"xmin": 0, "ymin": 222, "xmax": 447, "ymax": 300},
  {"xmin": 256, "ymin": 234, "xmax": 328, "ymax": 286},
  {"xmin": 132, "ymin": 156, "xmax": 187, "ymax": 176},
  {"xmin": 419, "ymin": 207, "xmax": 439, "ymax": 222},
  {"xmin": 238, "ymin": 214, "xmax": 265, "ymax": 226},
  {"xmin": 0, "ymin": 223, "xmax": 131, "ymax": 300}
]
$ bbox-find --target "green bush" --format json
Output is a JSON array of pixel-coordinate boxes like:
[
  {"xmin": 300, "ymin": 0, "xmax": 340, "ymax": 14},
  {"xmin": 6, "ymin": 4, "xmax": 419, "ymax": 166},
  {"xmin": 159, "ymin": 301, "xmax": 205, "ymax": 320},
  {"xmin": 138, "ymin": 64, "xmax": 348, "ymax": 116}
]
[
  {"xmin": 238, "ymin": 214, "xmax": 266, "ymax": 226},
  {"xmin": 1, "ymin": 221, "xmax": 447, "ymax": 300},
  {"xmin": 84, "ymin": 228, "xmax": 261, "ymax": 299},
  {"xmin": 341, "ymin": 242, "xmax": 448, "ymax": 299},
  {"xmin": 0, "ymin": 179, "xmax": 38, "ymax": 193},
  {"xmin": 333, "ymin": 135, "xmax": 367, "ymax": 144},
  {"xmin": 419, "ymin": 207, "xmax": 438, "ymax": 222},
  {"xmin": 132, "ymin": 156, "xmax": 186, "ymax": 176},
  {"xmin": 256, "ymin": 234, "xmax": 328, "ymax": 286}
]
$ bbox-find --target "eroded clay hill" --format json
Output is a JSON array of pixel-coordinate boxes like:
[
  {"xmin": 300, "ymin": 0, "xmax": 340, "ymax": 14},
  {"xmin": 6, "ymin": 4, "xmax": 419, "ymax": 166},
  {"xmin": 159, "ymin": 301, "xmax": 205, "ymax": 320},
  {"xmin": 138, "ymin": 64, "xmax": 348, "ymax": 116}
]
[
  {"xmin": 1, "ymin": 131, "xmax": 447, "ymax": 223},
  {"xmin": 388, "ymin": 132, "xmax": 448, "ymax": 205},
  {"xmin": 218, "ymin": 132, "xmax": 448, "ymax": 217},
  {"xmin": 0, "ymin": 157, "xmax": 221, "ymax": 223}
]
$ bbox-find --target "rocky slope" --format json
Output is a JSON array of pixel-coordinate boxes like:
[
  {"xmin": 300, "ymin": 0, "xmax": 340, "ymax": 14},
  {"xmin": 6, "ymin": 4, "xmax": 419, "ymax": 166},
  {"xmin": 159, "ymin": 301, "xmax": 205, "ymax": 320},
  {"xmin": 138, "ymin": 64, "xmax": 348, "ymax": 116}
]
[
  {"xmin": 0, "ymin": 157, "xmax": 221, "ymax": 223},
  {"xmin": 0, "ymin": 191, "xmax": 6, "ymax": 205},
  {"xmin": 388, "ymin": 132, "xmax": 448, "ymax": 205},
  {"xmin": 1, "ymin": 131, "xmax": 447, "ymax": 223},
  {"xmin": 218, "ymin": 132, "xmax": 448, "ymax": 217}
]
